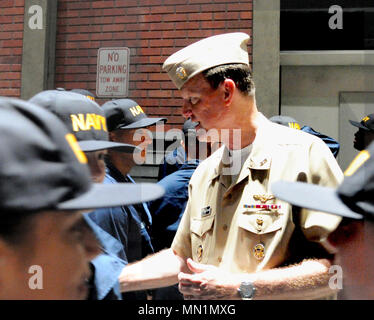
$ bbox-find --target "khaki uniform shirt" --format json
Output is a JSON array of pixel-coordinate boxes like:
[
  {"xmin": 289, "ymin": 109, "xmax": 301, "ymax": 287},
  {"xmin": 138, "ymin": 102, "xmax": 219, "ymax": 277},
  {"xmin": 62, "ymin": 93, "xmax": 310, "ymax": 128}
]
[{"xmin": 171, "ymin": 114, "xmax": 343, "ymax": 276}]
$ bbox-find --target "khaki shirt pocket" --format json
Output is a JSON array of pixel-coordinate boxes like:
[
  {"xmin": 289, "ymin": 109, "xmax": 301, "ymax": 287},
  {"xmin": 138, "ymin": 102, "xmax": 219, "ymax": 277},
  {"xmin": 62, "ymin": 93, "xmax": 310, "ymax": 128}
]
[
  {"xmin": 235, "ymin": 212, "xmax": 286, "ymax": 267},
  {"xmin": 190, "ymin": 215, "xmax": 215, "ymax": 263},
  {"xmin": 237, "ymin": 211, "xmax": 284, "ymax": 235}
]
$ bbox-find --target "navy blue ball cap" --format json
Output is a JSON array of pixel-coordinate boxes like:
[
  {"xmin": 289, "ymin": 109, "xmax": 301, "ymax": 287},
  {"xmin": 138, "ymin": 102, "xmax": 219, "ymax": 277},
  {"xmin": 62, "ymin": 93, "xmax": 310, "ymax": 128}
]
[
  {"xmin": 101, "ymin": 99, "xmax": 166, "ymax": 131},
  {"xmin": 269, "ymin": 115, "xmax": 301, "ymax": 130},
  {"xmin": 29, "ymin": 90, "xmax": 139, "ymax": 153},
  {"xmin": 0, "ymin": 97, "xmax": 164, "ymax": 212},
  {"xmin": 272, "ymin": 141, "xmax": 374, "ymax": 221},
  {"xmin": 70, "ymin": 88, "xmax": 96, "ymax": 101},
  {"xmin": 349, "ymin": 113, "xmax": 374, "ymax": 132}
]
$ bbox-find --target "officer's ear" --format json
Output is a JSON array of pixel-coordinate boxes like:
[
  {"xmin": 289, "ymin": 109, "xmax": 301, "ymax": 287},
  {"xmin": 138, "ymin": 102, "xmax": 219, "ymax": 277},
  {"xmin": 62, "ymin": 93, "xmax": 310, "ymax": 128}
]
[
  {"xmin": 109, "ymin": 130, "xmax": 117, "ymax": 142},
  {"xmin": 222, "ymin": 78, "xmax": 235, "ymax": 107}
]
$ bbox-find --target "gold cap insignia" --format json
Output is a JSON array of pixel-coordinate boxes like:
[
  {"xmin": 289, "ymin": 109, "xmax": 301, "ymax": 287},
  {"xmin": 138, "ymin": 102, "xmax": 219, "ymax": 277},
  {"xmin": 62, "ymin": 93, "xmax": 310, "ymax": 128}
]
[{"xmin": 176, "ymin": 66, "xmax": 187, "ymax": 80}]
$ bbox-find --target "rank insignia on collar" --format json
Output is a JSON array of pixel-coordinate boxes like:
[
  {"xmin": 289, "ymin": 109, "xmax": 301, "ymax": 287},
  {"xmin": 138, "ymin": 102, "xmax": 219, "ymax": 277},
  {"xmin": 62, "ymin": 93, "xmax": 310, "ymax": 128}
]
[
  {"xmin": 253, "ymin": 194, "xmax": 275, "ymax": 203},
  {"xmin": 201, "ymin": 206, "xmax": 212, "ymax": 217}
]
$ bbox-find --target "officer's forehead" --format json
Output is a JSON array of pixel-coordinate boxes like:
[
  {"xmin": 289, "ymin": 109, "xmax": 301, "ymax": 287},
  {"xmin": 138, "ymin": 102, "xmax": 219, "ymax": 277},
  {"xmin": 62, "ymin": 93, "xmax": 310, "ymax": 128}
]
[{"xmin": 180, "ymin": 73, "xmax": 211, "ymax": 95}]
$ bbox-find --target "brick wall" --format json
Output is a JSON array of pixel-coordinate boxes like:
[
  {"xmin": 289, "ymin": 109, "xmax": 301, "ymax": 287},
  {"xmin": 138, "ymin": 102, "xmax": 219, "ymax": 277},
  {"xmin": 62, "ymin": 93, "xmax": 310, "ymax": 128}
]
[
  {"xmin": 0, "ymin": 0, "xmax": 24, "ymax": 98},
  {"xmin": 55, "ymin": 0, "xmax": 253, "ymax": 129}
]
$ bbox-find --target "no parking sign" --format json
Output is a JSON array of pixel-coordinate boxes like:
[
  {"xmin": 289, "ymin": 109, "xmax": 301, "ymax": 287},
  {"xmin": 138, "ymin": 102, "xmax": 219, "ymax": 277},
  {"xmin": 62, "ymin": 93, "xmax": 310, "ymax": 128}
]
[{"xmin": 96, "ymin": 47, "xmax": 130, "ymax": 98}]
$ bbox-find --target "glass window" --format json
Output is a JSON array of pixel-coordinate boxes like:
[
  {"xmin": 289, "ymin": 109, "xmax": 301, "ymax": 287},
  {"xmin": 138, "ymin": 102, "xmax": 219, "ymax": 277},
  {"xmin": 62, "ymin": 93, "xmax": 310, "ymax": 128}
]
[{"xmin": 281, "ymin": 0, "xmax": 374, "ymax": 50}]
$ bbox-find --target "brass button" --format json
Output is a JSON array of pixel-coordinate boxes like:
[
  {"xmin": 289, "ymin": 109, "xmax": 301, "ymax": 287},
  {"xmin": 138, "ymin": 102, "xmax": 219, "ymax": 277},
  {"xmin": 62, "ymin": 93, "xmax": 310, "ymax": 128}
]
[
  {"xmin": 218, "ymin": 257, "xmax": 222, "ymax": 263},
  {"xmin": 256, "ymin": 218, "xmax": 263, "ymax": 226},
  {"xmin": 197, "ymin": 245, "xmax": 203, "ymax": 262},
  {"xmin": 223, "ymin": 224, "xmax": 228, "ymax": 231},
  {"xmin": 253, "ymin": 243, "xmax": 265, "ymax": 260}
]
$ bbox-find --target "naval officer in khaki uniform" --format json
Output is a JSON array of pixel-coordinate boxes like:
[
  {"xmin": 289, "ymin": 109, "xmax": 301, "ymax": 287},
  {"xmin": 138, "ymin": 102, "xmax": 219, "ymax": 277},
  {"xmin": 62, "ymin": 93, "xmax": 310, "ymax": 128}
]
[{"xmin": 119, "ymin": 32, "xmax": 343, "ymax": 300}]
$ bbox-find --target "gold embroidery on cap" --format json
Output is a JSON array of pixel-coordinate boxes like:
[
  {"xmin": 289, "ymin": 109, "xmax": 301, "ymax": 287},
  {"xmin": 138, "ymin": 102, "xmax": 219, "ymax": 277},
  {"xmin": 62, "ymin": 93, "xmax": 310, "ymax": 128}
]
[
  {"xmin": 65, "ymin": 133, "xmax": 88, "ymax": 164},
  {"xmin": 289, "ymin": 122, "xmax": 301, "ymax": 130},
  {"xmin": 344, "ymin": 150, "xmax": 370, "ymax": 176},
  {"xmin": 176, "ymin": 66, "xmax": 187, "ymax": 80},
  {"xmin": 129, "ymin": 105, "xmax": 145, "ymax": 117},
  {"xmin": 70, "ymin": 114, "xmax": 107, "ymax": 132},
  {"xmin": 362, "ymin": 116, "xmax": 370, "ymax": 123}
]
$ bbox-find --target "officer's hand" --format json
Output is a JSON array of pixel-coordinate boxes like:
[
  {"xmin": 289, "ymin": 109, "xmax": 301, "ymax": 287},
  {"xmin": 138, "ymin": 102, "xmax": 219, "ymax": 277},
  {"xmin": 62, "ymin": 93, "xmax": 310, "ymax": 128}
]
[{"xmin": 178, "ymin": 258, "xmax": 240, "ymax": 300}]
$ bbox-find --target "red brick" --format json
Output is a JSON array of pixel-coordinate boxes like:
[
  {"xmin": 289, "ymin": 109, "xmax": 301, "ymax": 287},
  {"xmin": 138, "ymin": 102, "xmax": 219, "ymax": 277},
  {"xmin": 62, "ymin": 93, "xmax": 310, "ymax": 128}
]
[
  {"xmin": 1, "ymin": 7, "xmax": 23, "ymax": 15},
  {"xmin": 0, "ymin": 16, "xmax": 13, "ymax": 24},
  {"xmin": 188, "ymin": 0, "xmax": 213, "ymax": 3},
  {"xmin": 163, "ymin": 13, "xmax": 188, "ymax": 22},
  {"xmin": 150, "ymin": 6, "xmax": 175, "ymax": 14},
  {"xmin": 0, "ymin": 72, "xmax": 20, "ymax": 80},
  {"xmin": 149, "ymin": 73, "xmax": 169, "ymax": 81},
  {"xmin": 240, "ymin": 11, "xmax": 253, "ymax": 19},
  {"xmin": 131, "ymin": 56, "xmax": 151, "ymax": 64},
  {"xmin": 126, "ymin": 7, "xmax": 150, "ymax": 15},
  {"xmin": 2, "ymin": 23, "xmax": 23, "ymax": 31},
  {"xmin": 163, "ymin": 0, "xmax": 189, "ymax": 4},
  {"xmin": 148, "ymin": 22, "xmax": 175, "ymax": 31},
  {"xmin": 0, "ymin": 56, "xmax": 21, "ymax": 64},
  {"xmin": 1, "ymin": 39, "xmax": 22, "ymax": 48},
  {"xmin": 139, "ymin": 14, "xmax": 163, "ymax": 23},
  {"xmin": 188, "ymin": 12, "xmax": 213, "ymax": 21},
  {"xmin": 102, "ymin": 24, "xmax": 125, "ymax": 32},
  {"xmin": 175, "ymin": 21, "xmax": 199, "ymax": 30},
  {"xmin": 92, "ymin": 1, "xmax": 114, "ymax": 8},
  {"xmin": 67, "ymin": 33, "xmax": 90, "ymax": 41},
  {"xmin": 0, "ymin": 0, "xmax": 13, "ymax": 7},
  {"xmin": 136, "ymin": 65, "xmax": 162, "ymax": 73},
  {"xmin": 162, "ymin": 30, "xmax": 188, "ymax": 38},
  {"xmin": 149, "ymin": 39, "xmax": 174, "ymax": 47},
  {"xmin": 201, "ymin": 21, "xmax": 226, "ymax": 29},
  {"xmin": 175, "ymin": 4, "xmax": 200, "ymax": 13},
  {"xmin": 114, "ymin": 0, "xmax": 138, "ymax": 7},
  {"xmin": 130, "ymin": 74, "xmax": 148, "ymax": 81},
  {"xmin": 91, "ymin": 33, "xmax": 113, "ymax": 41},
  {"xmin": 213, "ymin": 11, "xmax": 240, "ymax": 20},
  {"xmin": 137, "ymin": 47, "xmax": 162, "ymax": 56},
  {"xmin": 0, "ymin": 88, "xmax": 20, "ymax": 97},
  {"xmin": 137, "ymin": 31, "xmax": 162, "ymax": 39},
  {"xmin": 14, "ymin": 0, "xmax": 24, "ymax": 7},
  {"xmin": 53, "ymin": 0, "xmax": 253, "ymax": 129},
  {"xmin": 227, "ymin": 3, "xmax": 252, "ymax": 11},
  {"xmin": 113, "ymin": 15, "xmax": 138, "ymax": 24},
  {"xmin": 0, "ymin": 32, "xmax": 13, "ymax": 40},
  {"xmin": 201, "ymin": 4, "xmax": 226, "ymax": 12}
]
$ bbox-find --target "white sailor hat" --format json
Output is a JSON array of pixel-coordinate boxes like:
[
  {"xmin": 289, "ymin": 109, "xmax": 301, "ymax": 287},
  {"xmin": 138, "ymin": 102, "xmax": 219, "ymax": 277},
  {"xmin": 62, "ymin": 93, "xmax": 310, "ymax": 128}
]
[{"xmin": 162, "ymin": 32, "xmax": 250, "ymax": 89}]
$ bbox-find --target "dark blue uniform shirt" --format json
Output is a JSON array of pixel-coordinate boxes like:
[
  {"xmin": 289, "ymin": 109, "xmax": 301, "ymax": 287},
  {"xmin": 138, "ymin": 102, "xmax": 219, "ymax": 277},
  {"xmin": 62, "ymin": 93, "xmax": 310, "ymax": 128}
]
[
  {"xmin": 88, "ymin": 163, "xmax": 154, "ymax": 300},
  {"xmin": 83, "ymin": 214, "xmax": 126, "ymax": 300},
  {"xmin": 150, "ymin": 159, "xmax": 200, "ymax": 252}
]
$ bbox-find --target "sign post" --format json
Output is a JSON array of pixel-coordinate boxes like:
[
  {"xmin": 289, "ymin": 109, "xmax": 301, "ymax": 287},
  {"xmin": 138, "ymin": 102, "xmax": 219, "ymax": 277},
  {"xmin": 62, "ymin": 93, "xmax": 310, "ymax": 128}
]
[{"xmin": 96, "ymin": 47, "xmax": 130, "ymax": 98}]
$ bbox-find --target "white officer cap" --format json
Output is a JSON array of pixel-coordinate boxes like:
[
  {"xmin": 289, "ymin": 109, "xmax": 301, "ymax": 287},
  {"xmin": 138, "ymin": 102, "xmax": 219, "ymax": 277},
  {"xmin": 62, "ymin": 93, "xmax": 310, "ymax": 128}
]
[{"xmin": 162, "ymin": 32, "xmax": 250, "ymax": 89}]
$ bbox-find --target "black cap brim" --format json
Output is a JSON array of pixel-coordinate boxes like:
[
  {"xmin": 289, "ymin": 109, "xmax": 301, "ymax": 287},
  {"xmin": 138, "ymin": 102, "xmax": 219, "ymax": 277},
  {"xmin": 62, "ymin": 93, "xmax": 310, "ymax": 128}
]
[
  {"xmin": 57, "ymin": 183, "xmax": 165, "ymax": 211},
  {"xmin": 78, "ymin": 140, "xmax": 140, "ymax": 153},
  {"xmin": 118, "ymin": 117, "xmax": 166, "ymax": 129},
  {"xmin": 271, "ymin": 181, "xmax": 363, "ymax": 220},
  {"xmin": 349, "ymin": 120, "xmax": 369, "ymax": 131}
]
